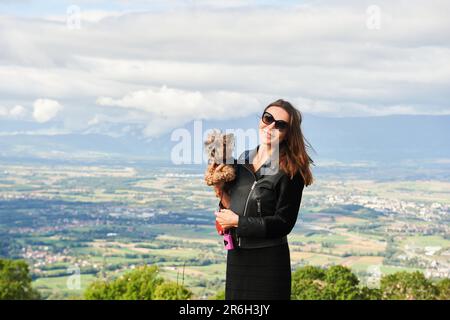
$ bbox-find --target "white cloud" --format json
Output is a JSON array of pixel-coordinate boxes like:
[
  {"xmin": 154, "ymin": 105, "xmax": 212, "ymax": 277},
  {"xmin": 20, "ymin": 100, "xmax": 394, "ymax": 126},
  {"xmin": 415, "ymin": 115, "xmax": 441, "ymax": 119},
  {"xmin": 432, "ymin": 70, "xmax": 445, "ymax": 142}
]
[
  {"xmin": 87, "ymin": 114, "xmax": 101, "ymax": 126},
  {"xmin": 33, "ymin": 98, "xmax": 63, "ymax": 123},
  {"xmin": 0, "ymin": 104, "xmax": 27, "ymax": 118},
  {"xmin": 97, "ymin": 85, "xmax": 262, "ymax": 136},
  {"xmin": 0, "ymin": 0, "xmax": 450, "ymax": 136},
  {"xmin": 44, "ymin": 9, "xmax": 129, "ymax": 24},
  {"xmin": 0, "ymin": 128, "xmax": 70, "ymax": 136},
  {"xmin": 9, "ymin": 105, "xmax": 27, "ymax": 117}
]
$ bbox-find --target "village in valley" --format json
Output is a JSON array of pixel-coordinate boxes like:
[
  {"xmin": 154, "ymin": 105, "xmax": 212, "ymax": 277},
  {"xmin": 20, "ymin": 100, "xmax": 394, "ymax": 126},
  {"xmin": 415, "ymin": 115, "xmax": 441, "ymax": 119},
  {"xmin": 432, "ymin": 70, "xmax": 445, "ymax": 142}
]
[{"xmin": 0, "ymin": 161, "xmax": 449, "ymax": 299}]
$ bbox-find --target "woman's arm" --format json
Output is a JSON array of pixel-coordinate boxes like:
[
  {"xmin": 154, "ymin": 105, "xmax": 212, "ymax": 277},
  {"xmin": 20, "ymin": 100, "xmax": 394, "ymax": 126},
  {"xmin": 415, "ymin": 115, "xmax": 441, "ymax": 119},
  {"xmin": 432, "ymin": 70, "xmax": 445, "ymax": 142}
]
[{"xmin": 236, "ymin": 172, "xmax": 304, "ymax": 238}]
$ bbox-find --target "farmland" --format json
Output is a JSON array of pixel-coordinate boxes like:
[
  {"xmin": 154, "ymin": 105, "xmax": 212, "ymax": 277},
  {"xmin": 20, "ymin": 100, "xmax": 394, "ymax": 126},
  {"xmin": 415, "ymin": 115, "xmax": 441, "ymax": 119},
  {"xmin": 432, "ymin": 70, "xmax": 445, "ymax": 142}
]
[{"xmin": 0, "ymin": 160, "xmax": 449, "ymax": 299}]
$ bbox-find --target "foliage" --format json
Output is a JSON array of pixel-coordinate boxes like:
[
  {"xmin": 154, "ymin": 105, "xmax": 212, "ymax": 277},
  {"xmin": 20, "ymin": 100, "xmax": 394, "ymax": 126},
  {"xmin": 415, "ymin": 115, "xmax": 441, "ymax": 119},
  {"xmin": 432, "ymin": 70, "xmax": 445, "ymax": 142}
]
[
  {"xmin": 291, "ymin": 265, "xmax": 447, "ymax": 300},
  {"xmin": 212, "ymin": 290, "xmax": 225, "ymax": 300},
  {"xmin": 292, "ymin": 265, "xmax": 366, "ymax": 300},
  {"xmin": 380, "ymin": 271, "xmax": 439, "ymax": 300},
  {"xmin": 435, "ymin": 278, "xmax": 450, "ymax": 300},
  {"xmin": 0, "ymin": 259, "xmax": 41, "ymax": 300},
  {"xmin": 153, "ymin": 282, "xmax": 192, "ymax": 300},
  {"xmin": 84, "ymin": 265, "xmax": 192, "ymax": 300}
]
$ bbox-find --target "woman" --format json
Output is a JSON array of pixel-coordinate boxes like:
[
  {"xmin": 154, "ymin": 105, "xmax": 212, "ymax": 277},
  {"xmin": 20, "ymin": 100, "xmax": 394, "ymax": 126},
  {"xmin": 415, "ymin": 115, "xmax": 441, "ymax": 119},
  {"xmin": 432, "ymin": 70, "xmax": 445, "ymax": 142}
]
[{"xmin": 215, "ymin": 99, "xmax": 314, "ymax": 300}]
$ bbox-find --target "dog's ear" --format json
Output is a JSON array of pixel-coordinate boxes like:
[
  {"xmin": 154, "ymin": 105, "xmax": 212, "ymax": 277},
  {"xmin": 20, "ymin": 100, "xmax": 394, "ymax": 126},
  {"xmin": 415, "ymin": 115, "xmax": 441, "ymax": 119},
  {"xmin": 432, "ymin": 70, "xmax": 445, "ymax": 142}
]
[
  {"xmin": 205, "ymin": 129, "xmax": 223, "ymax": 145},
  {"xmin": 204, "ymin": 129, "xmax": 223, "ymax": 159},
  {"xmin": 204, "ymin": 131, "xmax": 216, "ymax": 146},
  {"xmin": 224, "ymin": 133, "xmax": 235, "ymax": 146},
  {"xmin": 223, "ymin": 133, "xmax": 235, "ymax": 159}
]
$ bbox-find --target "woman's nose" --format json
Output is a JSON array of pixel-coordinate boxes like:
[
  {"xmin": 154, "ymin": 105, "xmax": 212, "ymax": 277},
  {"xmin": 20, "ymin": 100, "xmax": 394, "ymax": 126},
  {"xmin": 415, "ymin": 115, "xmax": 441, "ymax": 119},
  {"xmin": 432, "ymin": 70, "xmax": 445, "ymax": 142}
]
[{"xmin": 267, "ymin": 122, "xmax": 276, "ymax": 131}]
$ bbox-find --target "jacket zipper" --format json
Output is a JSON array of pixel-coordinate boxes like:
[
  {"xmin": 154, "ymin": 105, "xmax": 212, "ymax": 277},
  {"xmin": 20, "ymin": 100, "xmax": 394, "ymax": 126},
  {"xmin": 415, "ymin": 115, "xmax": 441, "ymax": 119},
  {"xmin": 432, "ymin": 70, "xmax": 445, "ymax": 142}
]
[{"xmin": 238, "ymin": 172, "xmax": 257, "ymax": 247}]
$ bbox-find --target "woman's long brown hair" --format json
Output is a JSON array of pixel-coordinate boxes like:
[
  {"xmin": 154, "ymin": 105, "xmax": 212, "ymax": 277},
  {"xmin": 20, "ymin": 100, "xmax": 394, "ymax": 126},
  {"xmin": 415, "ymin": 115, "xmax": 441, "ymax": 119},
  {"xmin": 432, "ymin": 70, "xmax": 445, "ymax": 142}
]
[{"xmin": 264, "ymin": 99, "xmax": 314, "ymax": 186}]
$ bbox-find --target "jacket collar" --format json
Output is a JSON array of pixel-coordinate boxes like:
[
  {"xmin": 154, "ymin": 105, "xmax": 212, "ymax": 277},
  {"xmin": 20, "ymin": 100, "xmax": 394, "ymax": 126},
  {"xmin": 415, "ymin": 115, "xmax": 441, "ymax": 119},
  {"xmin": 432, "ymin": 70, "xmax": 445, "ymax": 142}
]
[{"xmin": 239, "ymin": 145, "xmax": 278, "ymax": 172}]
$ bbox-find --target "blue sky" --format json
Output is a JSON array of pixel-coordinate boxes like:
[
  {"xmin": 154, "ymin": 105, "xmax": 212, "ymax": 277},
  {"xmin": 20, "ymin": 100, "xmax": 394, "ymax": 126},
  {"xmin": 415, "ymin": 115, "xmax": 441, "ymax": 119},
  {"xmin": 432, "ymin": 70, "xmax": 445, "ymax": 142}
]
[
  {"xmin": 0, "ymin": 0, "xmax": 305, "ymax": 16},
  {"xmin": 1, "ymin": 0, "xmax": 163, "ymax": 16},
  {"xmin": 1, "ymin": 0, "xmax": 449, "ymax": 138}
]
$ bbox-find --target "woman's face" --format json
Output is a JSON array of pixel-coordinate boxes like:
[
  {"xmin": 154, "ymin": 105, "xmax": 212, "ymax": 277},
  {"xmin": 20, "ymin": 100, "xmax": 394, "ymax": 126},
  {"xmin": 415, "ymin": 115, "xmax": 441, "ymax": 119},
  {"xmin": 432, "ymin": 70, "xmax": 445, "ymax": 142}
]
[{"xmin": 259, "ymin": 106, "xmax": 290, "ymax": 146}]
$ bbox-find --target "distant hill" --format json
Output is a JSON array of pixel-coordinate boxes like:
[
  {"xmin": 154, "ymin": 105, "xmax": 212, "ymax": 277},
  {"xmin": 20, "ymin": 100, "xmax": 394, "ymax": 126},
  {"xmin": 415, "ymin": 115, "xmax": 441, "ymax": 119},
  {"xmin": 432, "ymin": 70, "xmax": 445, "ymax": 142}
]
[{"xmin": 1, "ymin": 115, "xmax": 449, "ymax": 164}]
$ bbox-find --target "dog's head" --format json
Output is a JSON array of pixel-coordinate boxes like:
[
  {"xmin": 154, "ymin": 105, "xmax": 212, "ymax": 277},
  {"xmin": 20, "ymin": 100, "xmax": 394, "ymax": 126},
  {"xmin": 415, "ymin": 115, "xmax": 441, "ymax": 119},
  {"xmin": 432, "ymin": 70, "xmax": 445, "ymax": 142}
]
[{"xmin": 204, "ymin": 130, "xmax": 235, "ymax": 164}]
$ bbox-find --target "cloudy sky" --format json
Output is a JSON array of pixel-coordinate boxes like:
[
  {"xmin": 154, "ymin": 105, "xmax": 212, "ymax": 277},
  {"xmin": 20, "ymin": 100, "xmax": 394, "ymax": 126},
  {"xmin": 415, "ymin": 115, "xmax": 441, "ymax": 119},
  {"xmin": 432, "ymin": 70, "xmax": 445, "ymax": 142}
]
[{"xmin": 0, "ymin": 0, "xmax": 449, "ymax": 137}]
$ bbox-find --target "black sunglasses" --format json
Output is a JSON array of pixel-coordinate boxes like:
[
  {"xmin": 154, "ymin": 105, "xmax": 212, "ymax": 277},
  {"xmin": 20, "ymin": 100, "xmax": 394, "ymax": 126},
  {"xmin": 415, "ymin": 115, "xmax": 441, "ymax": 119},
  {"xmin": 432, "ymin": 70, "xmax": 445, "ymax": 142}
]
[{"xmin": 261, "ymin": 111, "xmax": 289, "ymax": 130}]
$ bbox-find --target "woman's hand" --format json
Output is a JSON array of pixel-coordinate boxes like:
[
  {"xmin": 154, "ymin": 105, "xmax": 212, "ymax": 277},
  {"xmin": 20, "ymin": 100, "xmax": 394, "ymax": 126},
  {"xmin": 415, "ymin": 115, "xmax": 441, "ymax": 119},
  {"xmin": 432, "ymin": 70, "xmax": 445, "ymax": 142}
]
[{"xmin": 215, "ymin": 209, "xmax": 239, "ymax": 231}]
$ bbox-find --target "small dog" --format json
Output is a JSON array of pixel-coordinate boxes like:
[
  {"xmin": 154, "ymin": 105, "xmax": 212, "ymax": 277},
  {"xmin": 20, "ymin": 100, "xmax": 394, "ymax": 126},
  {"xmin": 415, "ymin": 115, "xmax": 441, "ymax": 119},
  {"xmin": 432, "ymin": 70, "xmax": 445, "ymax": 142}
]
[{"xmin": 204, "ymin": 130, "xmax": 236, "ymax": 208}]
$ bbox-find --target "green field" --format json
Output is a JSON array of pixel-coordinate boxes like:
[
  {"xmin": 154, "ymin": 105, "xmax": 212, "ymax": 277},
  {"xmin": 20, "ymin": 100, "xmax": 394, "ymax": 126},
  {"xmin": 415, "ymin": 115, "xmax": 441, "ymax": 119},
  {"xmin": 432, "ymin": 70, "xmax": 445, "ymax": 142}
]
[{"xmin": 2, "ymin": 163, "xmax": 449, "ymax": 299}]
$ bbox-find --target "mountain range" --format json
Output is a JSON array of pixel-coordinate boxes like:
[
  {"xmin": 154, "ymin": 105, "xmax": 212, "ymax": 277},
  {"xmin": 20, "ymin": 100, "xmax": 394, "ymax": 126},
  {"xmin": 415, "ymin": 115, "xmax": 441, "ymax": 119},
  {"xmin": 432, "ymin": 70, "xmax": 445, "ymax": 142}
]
[{"xmin": 1, "ymin": 114, "xmax": 449, "ymax": 165}]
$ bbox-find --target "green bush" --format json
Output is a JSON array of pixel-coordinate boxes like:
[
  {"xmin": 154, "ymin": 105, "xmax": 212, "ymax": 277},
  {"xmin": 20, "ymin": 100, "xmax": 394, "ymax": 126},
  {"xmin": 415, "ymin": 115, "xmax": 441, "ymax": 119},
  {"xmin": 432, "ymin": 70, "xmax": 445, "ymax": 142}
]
[
  {"xmin": 291, "ymin": 265, "xmax": 446, "ymax": 300},
  {"xmin": 0, "ymin": 259, "xmax": 41, "ymax": 300},
  {"xmin": 84, "ymin": 265, "xmax": 192, "ymax": 300},
  {"xmin": 436, "ymin": 278, "xmax": 450, "ymax": 300},
  {"xmin": 380, "ymin": 271, "xmax": 439, "ymax": 300},
  {"xmin": 291, "ymin": 266, "xmax": 326, "ymax": 300},
  {"xmin": 292, "ymin": 265, "xmax": 366, "ymax": 300},
  {"xmin": 212, "ymin": 290, "xmax": 225, "ymax": 300},
  {"xmin": 153, "ymin": 282, "xmax": 192, "ymax": 300}
]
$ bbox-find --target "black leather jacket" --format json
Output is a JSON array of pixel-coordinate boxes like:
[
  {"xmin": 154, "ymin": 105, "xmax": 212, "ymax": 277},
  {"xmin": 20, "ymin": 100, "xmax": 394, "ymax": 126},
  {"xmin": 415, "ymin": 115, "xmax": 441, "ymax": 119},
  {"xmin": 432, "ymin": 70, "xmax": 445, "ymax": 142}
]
[{"xmin": 225, "ymin": 146, "xmax": 305, "ymax": 249}]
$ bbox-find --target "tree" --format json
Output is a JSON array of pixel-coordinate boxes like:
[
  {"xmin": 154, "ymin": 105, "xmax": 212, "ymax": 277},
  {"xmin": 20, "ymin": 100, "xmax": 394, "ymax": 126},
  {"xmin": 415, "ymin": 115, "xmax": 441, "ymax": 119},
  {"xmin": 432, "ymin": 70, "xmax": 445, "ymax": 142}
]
[
  {"xmin": 291, "ymin": 266, "xmax": 326, "ymax": 300},
  {"xmin": 293, "ymin": 265, "xmax": 326, "ymax": 281},
  {"xmin": 291, "ymin": 265, "xmax": 378, "ymax": 300},
  {"xmin": 359, "ymin": 286, "xmax": 382, "ymax": 300},
  {"xmin": 153, "ymin": 282, "xmax": 192, "ymax": 300},
  {"xmin": 322, "ymin": 265, "xmax": 361, "ymax": 300},
  {"xmin": 435, "ymin": 278, "xmax": 450, "ymax": 300},
  {"xmin": 84, "ymin": 265, "xmax": 193, "ymax": 300},
  {"xmin": 84, "ymin": 279, "xmax": 117, "ymax": 300},
  {"xmin": 380, "ymin": 271, "xmax": 438, "ymax": 300},
  {"xmin": 292, "ymin": 265, "xmax": 447, "ymax": 300},
  {"xmin": 0, "ymin": 259, "xmax": 41, "ymax": 300},
  {"xmin": 212, "ymin": 290, "xmax": 225, "ymax": 300}
]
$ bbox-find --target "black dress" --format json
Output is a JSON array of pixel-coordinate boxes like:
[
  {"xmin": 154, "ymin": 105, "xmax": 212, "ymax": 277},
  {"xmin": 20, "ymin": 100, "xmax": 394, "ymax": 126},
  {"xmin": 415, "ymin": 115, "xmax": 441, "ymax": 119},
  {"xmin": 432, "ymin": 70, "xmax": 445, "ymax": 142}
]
[
  {"xmin": 225, "ymin": 164, "xmax": 293, "ymax": 300},
  {"xmin": 226, "ymin": 242, "xmax": 291, "ymax": 300}
]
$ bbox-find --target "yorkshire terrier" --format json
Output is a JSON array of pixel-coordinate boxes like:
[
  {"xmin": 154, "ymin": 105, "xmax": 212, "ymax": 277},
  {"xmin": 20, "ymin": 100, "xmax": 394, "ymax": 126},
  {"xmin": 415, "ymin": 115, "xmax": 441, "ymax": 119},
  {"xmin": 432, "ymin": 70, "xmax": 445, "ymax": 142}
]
[{"xmin": 204, "ymin": 129, "xmax": 236, "ymax": 209}]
